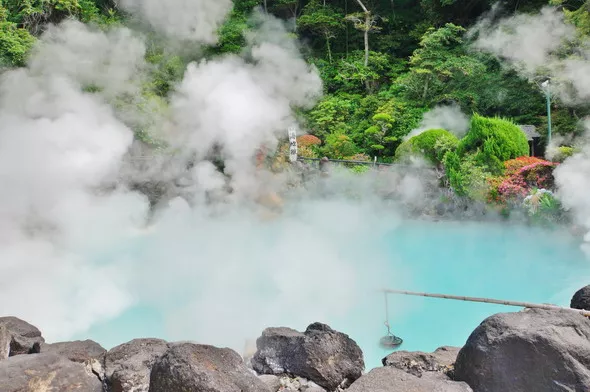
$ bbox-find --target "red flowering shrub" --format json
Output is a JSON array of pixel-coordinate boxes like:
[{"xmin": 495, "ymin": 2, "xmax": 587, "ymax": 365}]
[
  {"xmin": 488, "ymin": 157, "xmax": 558, "ymax": 203},
  {"xmin": 504, "ymin": 156, "xmax": 548, "ymax": 176}
]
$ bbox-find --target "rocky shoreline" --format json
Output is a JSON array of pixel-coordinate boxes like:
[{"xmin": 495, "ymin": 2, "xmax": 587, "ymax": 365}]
[{"xmin": 2, "ymin": 285, "xmax": 590, "ymax": 392}]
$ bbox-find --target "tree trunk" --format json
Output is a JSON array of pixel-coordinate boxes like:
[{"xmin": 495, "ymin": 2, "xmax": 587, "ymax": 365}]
[
  {"xmin": 263, "ymin": 0, "xmax": 267, "ymax": 13},
  {"xmin": 325, "ymin": 32, "xmax": 333, "ymax": 63},
  {"xmin": 363, "ymin": 15, "xmax": 369, "ymax": 67},
  {"xmin": 345, "ymin": 0, "xmax": 349, "ymax": 57},
  {"xmin": 353, "ymin": 0, "xmax": 371, "ymax": 67}
]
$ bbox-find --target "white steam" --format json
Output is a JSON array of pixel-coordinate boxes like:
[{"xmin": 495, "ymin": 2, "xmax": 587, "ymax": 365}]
[
  {"xmin": 471, "ymin": 7, "xmax": 575, "ymax": 75},
  {"xmin": 406, "ymin": 103, "xmax": 470, "ymax": 140},
  {"xmin": 470, "ymin": 6, "xmax": 590, "ymax": 103},
  {"xmin": 0, "ymin": 20, "xmax": 145, "ymax": 338},
  {"xmin": 0, "ymin": 10, "xmax": 409, "ymax": 353},
  {"xmin": 470, "ymin": 6, "xmax": 590, "ymax": 252},
  {"xmin": 118, "ymin": 0, "xmax": 233, "ymax": 44}
]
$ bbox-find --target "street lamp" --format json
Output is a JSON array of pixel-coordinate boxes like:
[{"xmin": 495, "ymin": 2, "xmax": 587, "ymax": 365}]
[{"xmin": 540, "ymin": 79, "xmax": 552, "ymax": 146}]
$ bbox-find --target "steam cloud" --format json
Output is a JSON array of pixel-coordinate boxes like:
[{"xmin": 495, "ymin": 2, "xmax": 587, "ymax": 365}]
[
  {"xmin": 406, "ymin": 103, "xmax": 470, "ymax": 140},
  {"xmin": 118, "ymin": 0, "xmax": 233, "ymax": 44},
  {"xmin": 469, "ymin": 6, "xmax": 590, "ymax": 253},
  {"xmin": 0, "ymin": 8, "xmax": 413, "ymax": 353},
  {"xmin": 470, "ymin": 5, "xmax": 590, "ymax": 103}
]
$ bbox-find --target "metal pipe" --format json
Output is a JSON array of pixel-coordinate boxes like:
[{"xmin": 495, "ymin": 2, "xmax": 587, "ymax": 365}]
[{"xmin": 381, "ymin": 288, "xmax": 590, "ymax": 317}]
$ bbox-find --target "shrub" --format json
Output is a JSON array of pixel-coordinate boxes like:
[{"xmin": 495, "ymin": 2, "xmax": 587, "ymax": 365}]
[
  {"xmin": 297, "ymin": 134, "xmax": 322, "ymax": 147},
  {"xmin": 458, "ymin": 114, "xmax": 529, "ymax": 174},
  {"xmin": 489, "ymin": 157, "xmax": 558, "ymax": 203},
  {"xmin": 322, "ymin": 131, "xmax": 358, "ymax": 159},
  {"xmin": 395, "ymin": 128, "xmax": 459, "ymax": 164},
  {"xmin": 443, "ymin": 152, "xmax": 491, "ymax": 200},
  {"xmin": 552, "ymin": 146, "xmax": 575, "ymax": 163}
]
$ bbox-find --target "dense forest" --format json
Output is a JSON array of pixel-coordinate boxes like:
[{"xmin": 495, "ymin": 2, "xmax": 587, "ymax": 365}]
[{"xmin": 1, "ymin": 0, "xmax": 589, "ymax": 219}]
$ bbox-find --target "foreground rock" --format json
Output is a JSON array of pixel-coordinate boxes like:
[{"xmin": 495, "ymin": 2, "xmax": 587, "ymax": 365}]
[
  {"xmin": 259, "ymin": 374, "xmax": 327, "ymax": 392},
  {"xmin": 105, "ymin": 338, "xmax": 169, "ymax": 392},
  {"xmin": 42, "ymin": 339, "xmax": 106, "ymax": 363},
  {"xmin": 42, "ymin": 339, "xmax": 107, "ymax": 382},
  {"xmin": 149, "ymin": 342, "xmax": 270, "ymax": 392},
  {"xmin": 0, "ymin": 317, "xmax": 44, "ymax": 357},
  {"xmin": 571, "ymin": 285, "xmax": 590, "ymax": 310},
  {"xmin": 382, "ymin": 346, "xmax": 460, "ymax": 378},
  {"xmin": 454, "ymin": 308, "xmax": 590, "ymax": 392},
  {"xmin": 0, "ymin": 352, "xmax": 102, "ymax": 391},
  {"xmin": 252, "ymin": 322, "xmax": 364, "ymax": 391},
  {"xmin": 347, "ymin": 367, "xmax": 472, "ymax": 392}
]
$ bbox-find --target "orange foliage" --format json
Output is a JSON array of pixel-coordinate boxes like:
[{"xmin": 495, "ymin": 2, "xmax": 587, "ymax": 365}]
[{"xmin": 297, "ymin": 134, "xmax": 322, "ymax": 147}]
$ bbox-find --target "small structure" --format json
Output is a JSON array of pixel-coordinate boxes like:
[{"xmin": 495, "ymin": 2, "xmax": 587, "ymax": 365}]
[{"xmin": 519, "ymin": 125, "xmax": 541, "ymax": 157}]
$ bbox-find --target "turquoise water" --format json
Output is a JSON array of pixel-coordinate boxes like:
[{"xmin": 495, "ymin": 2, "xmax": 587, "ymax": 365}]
[{"xmin": 77, "ymin": 219, "xmax": 590, "ymax": 370}]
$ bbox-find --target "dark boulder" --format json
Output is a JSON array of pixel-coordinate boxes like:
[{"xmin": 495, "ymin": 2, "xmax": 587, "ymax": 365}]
[
  {"xmin": 42, "ymin": 339, "xmax": 106, "ymax": 363},
  {"xmin": 0, "ymin": 316, "xmax": 44, "ymax": 357},
  {"xmin": 382, "ymin": 346, "xmax": 461, "ymax": 378},
  {"xmin": 347, "ymin": 367, "xmax": 472, "ymax": 392},
  {"xmin": 0, "ymin": 352, "xmax": 102, "ymax": 391},
  {"xmin": 42, "ymin": 339, "xmax": 107, "ymax": 382},
  {"xmin": 454, "ymin": 308, "xmax": 590, "ymax": 392},
  {"xmin": 571, "ymin": 285, "xmax": 590, "ymax": 310},
  {"xmin": 252, "ymin": 322, "xmax": 364, "ymax": 391},
  {"xmin": 149, "ymin": 342, "xmax": 270, "ymax": 392},
  {"xmin": 105, "ymin": 338, "xmax": 169, "ymax": 392}
]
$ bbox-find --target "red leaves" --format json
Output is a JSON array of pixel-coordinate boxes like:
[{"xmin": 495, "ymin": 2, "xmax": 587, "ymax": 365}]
[{"xmin": 489, "ymin": 156, "xmax": 559, "ymax": 203}]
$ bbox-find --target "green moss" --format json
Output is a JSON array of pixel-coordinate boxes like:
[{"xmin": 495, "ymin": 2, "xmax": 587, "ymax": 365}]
[{"xmin": 395, "ymin": 128, "xmax": 459, "ymax": 164}]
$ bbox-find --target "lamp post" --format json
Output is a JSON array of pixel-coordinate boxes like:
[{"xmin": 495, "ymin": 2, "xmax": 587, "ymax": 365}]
[{"xmin": 541, "ymin": 79, "xmax": 552, "ymax": 146}]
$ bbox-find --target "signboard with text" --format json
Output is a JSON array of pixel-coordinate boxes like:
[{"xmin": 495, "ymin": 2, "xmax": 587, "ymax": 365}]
[{"xmin": 288, "ymin": 127, "xmax": 297, "ymax": 163}]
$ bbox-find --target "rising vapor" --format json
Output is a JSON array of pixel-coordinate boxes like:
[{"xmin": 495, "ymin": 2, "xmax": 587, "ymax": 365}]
[
  {"xmin": 469, "ymin": 5, "xmax": 590, "ymax": 255},
  {"xmin": 0, "ymin": 5, "xmax": 420, "ymax": 354}
]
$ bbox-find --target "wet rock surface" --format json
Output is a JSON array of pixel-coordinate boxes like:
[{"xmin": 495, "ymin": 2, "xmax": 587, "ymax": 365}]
[
  {"xmin": 454, "ymin": 308, "xmax": 590, "ymax": 392},
  {"xmin": 252, "ymin": 322, "xmax": 364, "ymax": 391}
]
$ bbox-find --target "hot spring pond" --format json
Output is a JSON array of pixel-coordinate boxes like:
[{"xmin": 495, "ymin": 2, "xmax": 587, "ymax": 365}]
[{"xmin": 77, "ymin": 219, "xmax": 590, "ymax": 370}]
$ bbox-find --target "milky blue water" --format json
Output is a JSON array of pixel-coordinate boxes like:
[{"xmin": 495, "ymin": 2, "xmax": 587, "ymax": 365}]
[{"xmin": 78, "ymin": 219, "xmax": 590, "ymax": 370}]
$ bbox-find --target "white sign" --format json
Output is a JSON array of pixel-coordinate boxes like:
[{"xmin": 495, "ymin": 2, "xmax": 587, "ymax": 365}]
[{"xmin": 288, "ymin": 127, "xmax": 298, "ymax": 163}]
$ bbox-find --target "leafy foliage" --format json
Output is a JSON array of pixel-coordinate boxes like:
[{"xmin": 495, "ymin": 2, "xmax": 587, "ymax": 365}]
[
  {"xmin": 457, "ymin": 114, "xmax": 530, "ymax": 173},
  {"xmin": 395, "ymin": 128, "xmax": 458, "ymax": 164},
  {"xmin": 0, "ymin": 0, "xmax": 582, "ymax": 215}
]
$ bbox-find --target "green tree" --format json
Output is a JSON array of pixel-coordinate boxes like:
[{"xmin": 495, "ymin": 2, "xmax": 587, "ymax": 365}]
[
  {"xmin": 322, "ymin": 129, "xmax": 359, "ymax": 158},
  {"xmin": 344, "ymin": 0, "xmax": 383, "ymax": 67},
  {"xmin": 298, "ymin": 0, "xmax": 343, "ymax": 63},
  {"xmin": 400, "ymin": 23, "xmax": 486, "ymax": 106}
]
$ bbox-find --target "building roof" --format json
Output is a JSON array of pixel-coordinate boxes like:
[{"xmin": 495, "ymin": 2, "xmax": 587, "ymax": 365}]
[{"xmin": 519, "ymin": 125, "xmax": 541, "ymax": 141}]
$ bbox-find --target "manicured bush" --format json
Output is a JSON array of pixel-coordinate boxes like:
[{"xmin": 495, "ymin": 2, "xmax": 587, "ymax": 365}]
[
  {"xmin": 457, "ymin": 114, "xmax": 529, "ymax": 173},
  {"xmin": 395, "ymin": 128, "xmax": 459, "ymax": 164}
]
